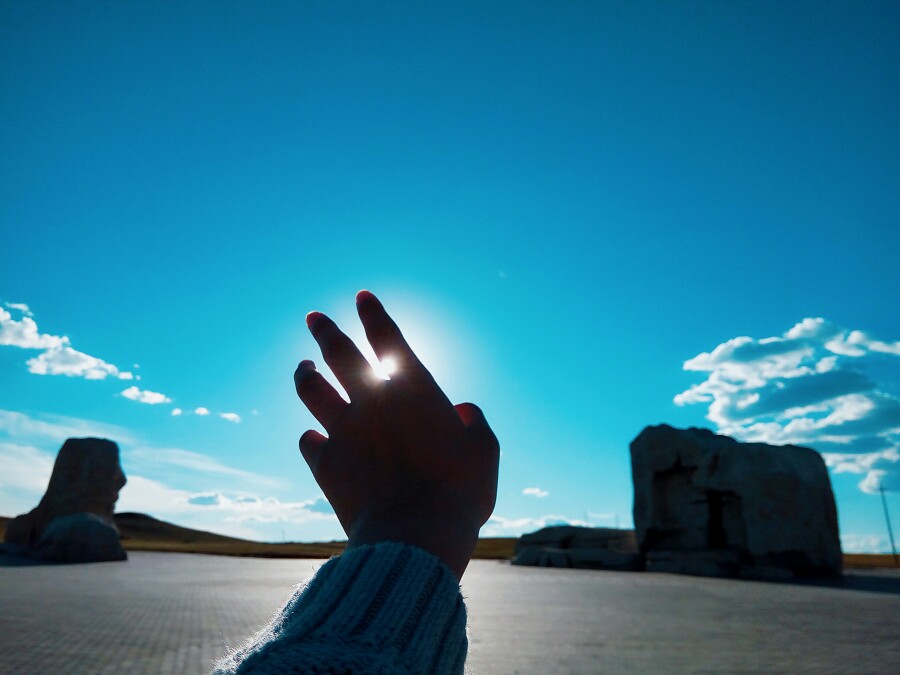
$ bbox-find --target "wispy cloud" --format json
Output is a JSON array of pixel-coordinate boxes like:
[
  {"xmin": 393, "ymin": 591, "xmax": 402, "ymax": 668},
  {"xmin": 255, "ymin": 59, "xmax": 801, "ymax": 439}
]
[
  {"xmin": 840, "ymin": 533, "xmax": 892, "ymax": 554},
  {"xmin": 194, "ymin": 407, "xmax": 210, "ymax": 416},
  {"xmin": 0, "ymin": 408, "xmax": 135, "ymax": 445},
  {"xmin": 4, "ymin": 302, "xmax": 33, "ymax": 316},
  {"xmin": 522, "ymin": 486, "xmax": 549, "ymax": 498},
  {"xmin": 0, "ymin": 441, "xmax": 54, "ymax": 493},
  {"xmin": 120, "ymin": 386, "xmax": 172, "ymax": 405},
  {"xmin": 676, "ymin": 318, "xmax": 900, "ymax": 494},
  {"xmin": 124, "ymin": 446, "xmax": 285, "ymax": 489},
  {"xmin": 219, "ymin": 412, "xmax": 241, "ymax": 423},
  {"xmin": 181, "ymin": 492, "xmax": 336, "ymax": 524},
  {"xmin": 481, "ymin": 514, "xmax": 592, "ymax": 537}
]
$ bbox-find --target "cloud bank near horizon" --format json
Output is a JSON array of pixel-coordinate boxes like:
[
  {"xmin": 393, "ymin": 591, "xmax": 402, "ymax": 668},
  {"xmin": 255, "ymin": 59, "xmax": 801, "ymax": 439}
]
[
  {"xmin": 0, "ymin": 409, "xmax": 331, "ymax": 540},
  {"xmin": 675, "ymin": 317, "xmax": 900, "ymax": 494}
]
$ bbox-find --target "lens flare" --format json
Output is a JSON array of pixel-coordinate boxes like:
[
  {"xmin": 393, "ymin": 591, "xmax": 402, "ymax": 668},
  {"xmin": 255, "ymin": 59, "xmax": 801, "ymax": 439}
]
[{"xmin": 372, "ymin": 356, "xmax": 397, "ymax": 380}]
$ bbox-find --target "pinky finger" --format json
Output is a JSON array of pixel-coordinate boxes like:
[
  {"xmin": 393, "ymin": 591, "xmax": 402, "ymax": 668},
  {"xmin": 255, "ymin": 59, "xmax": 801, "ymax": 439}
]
[{"xmin": 456, "ymin": 402, "xmax": 500, "ymax": 454}]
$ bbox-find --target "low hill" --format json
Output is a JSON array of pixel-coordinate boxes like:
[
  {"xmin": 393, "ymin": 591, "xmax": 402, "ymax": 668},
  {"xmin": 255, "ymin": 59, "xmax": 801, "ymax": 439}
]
[
  {"xmin": 116, "ymin": 511, "xmax": 350, "ymax": 558},
  {"xmin": 0, "ymin": 512, "xmax": 515, "ymax": 559}
]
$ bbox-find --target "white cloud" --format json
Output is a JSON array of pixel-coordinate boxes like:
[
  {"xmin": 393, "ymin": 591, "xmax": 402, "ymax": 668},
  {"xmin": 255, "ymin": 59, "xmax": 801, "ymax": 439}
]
[
  {"xmin": 26, "ymin": 346, "xmax": 133, "ymax": 380},
  {"xmin": 676, "ymin": 318, "xmax": 900, "ymax": 495},
  {"xmin": 116, "ymin": 474, "xmax": 192, "ymax": 515},
  {"xmin": 840, "ymin": 533, "xmax": 892, "ymax": 554},
  {"xmin": 219, "ymin": 412, "xmax": 241, "ymax": 423},
  {"xmin": 120, "ymin": 386, "xmax": 172, "ymax": 405},
  {"xmin": 0, "ymin": 307, "xmax": 67, "ymax": 349},
  {"xmin": 481, "ymin": 514, "xmax": 592, "ymax": 537},
  {"xmin": 92, "ymin": 476, "xmax": 333, "ymax": 540},
  {"xmin": 854, "ymin": 466, "xmax": 900, "ymax": 494},
  {"xmin": 183, "ymin": 491, "xmax": 337, "ymax": 524},
  {"xmin": 171, "ymin": 408, "xmax": 183, "ymax": 416},
  {"xmin": 3, "ymin": 302, "xmax": 32, "ymax": 316},
  {"xmin": 869, "ymin": 340, "xmax": 900, "ymax": 356},
  {"xmin": 522, "ymin": 486, "xmax": 549, "ymax": 498},
  {"xmin": 195, "ymin": 407, "xmax": 210, "ymax": 416},
  {"xmin": 1, "ymin": 305, "xmax": 133, "ymax": 381}
]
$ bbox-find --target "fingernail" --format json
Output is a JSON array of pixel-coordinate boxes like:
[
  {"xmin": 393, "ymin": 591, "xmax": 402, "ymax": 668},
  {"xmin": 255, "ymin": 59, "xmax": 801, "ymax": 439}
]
[{"xmin": 306, "ymin": 311, "xmax": 324, "ymax": 329}]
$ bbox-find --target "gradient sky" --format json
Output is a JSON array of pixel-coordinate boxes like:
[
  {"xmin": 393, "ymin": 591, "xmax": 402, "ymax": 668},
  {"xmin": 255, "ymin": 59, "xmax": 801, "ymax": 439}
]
[{"xmin": 2, "ymin": 1, "xmax": 898, "ymax": 551}]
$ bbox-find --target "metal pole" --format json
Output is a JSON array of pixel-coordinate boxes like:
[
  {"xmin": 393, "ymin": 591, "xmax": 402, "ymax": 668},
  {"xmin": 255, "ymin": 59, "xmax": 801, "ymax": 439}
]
[{"xmin": 879, "ymin": 483, "xmax": 898, "ymax": 565}]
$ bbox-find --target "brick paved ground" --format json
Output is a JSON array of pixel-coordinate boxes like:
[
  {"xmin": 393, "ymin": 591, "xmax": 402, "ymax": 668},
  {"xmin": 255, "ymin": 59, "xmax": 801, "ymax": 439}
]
[{"xmin": 0, "ymin": 551, "xmax": 897, "ymax": 674}]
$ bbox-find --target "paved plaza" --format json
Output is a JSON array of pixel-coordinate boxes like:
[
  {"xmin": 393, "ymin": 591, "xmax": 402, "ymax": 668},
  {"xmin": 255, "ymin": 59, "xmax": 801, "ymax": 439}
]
[{"xmin": 0, "ymin": 551, "xmax": 897, "ymax": 674}]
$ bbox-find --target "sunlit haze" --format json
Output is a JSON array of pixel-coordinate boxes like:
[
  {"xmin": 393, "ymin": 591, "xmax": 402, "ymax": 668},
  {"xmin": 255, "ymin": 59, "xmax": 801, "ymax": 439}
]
[{"xmin": 1, "ymin": 1, "xmax": 897, "ymax": 552}]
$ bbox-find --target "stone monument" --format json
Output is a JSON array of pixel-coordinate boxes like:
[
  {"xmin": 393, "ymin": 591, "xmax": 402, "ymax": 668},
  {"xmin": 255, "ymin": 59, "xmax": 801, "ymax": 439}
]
[
  {"xmin": 4, "ymin": 437, "xmax": 128, "ymax": 562},
  {"xmin": 512, "ymin": 525, "xmax": 641, "ymax": 570},
  {"xmin": 631, "ymin": 425, "xmax": 842, "ymax": 579}
]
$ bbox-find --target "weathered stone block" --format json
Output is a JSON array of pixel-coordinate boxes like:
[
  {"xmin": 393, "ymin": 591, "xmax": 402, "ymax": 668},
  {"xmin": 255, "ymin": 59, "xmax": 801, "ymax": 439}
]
[
  {"xmin": 4, "ymin": 437, "xmax": 127, "ymax": 563},
  {"xmin": 631, "ymin": 425, "xmax": 842, "ymax": 578},
  {"xmin": 31, "ymin": 513, "xmax": 127, "ymax": 563},
  {"xmin": 512, "ymin": 525, "xmax": 641, "ymax": 570}
]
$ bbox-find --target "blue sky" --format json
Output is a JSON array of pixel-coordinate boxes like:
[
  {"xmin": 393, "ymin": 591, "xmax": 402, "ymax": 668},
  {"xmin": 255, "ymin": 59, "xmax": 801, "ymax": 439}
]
[{"xmin": 1, "ymin": 1, "xmax": 898, "ymax": 551}]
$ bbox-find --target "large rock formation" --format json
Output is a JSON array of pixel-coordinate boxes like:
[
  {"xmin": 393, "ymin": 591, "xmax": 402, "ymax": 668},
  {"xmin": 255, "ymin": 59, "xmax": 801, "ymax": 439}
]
[
  {"xmin": 511, "ymin": 525, "xmax": 641, "ymax": 570},
  {"xmin": 631, "ymin": 425, "xmax": 841, "ymax": 579},
  {"xmin": 5, "ymin": 437, "xmax": 127, "ymax": 563}
]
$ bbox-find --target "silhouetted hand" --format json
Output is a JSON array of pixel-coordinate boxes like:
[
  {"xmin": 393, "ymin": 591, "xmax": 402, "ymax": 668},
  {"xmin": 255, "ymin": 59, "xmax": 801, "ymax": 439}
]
[{"xmin": 294, "ymin": 290, "xmax": 500, "ymax": 580}]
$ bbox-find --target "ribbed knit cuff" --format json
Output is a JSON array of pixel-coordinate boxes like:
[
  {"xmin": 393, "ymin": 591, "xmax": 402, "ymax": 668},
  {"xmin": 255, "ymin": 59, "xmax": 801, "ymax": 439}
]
[{"xmin": 213, "ymin": 542, "xmax": 468, "ymax": 674}]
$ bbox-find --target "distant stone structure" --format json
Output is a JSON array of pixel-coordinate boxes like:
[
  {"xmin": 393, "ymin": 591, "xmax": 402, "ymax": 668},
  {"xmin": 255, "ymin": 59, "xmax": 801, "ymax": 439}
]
[
  {"xmin": 631, "ymin": 425, "xmax": 841, "ymax": 579},
  {"xmin": 511, "ymin": 525, "xmax": 640, "ymax": 570},
  {"xmin": 5, "ymin": 437, "xmax": 127, "ymax": 563}
]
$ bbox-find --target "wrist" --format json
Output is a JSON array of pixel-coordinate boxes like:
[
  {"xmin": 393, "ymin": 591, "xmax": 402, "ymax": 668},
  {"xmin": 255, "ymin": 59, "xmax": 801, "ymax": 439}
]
[{"xmin": 346, "ymin": 515, "xmax": 480, "ymax": 580}]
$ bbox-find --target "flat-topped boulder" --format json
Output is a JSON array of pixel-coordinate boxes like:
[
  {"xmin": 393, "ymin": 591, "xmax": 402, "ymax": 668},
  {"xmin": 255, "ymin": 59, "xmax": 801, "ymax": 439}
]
[
  {"xmin": 631, "ymin": 425, "xmax": 841, "ymax": 579},
  {"xmin": 512, "ymin": 525, "xmax": 640, "ymax": 570},
  {"xmin": 4, "ymin": 437, "xmax": 127, "ymax": 563}
]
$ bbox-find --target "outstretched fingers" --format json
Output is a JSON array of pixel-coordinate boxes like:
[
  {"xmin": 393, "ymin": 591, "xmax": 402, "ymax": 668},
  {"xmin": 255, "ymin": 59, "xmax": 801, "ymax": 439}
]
[{"xmin": 294, "ymin": 360, "xmax": 348, "ymax": 430}]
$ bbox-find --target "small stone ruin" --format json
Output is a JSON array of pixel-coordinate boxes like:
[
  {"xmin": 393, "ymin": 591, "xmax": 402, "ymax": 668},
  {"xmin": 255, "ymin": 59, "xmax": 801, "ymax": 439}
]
[
  {"xmin": 4, "ymin": 437, "xmax": 128, "ymax": 563},
  {"xmin": 511, "ymin": 525, "xmax": 640, "ymax": 570},
  {"xmin": 631, "ymin": 425, "xmax": 842, "ymax": 579}
]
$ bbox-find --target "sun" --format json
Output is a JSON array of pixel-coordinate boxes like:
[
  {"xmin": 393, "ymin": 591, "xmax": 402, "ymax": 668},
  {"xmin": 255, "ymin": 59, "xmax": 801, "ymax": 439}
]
[{"xmin": 372, "ymin": 356, "xmax": 397, "ymax": 380}]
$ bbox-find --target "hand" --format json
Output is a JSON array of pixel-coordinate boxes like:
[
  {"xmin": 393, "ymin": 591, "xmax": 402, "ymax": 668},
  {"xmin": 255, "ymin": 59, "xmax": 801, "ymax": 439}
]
[{"xmin": 293, "ymin": 290, "xmax": 500, "ymax": 580}]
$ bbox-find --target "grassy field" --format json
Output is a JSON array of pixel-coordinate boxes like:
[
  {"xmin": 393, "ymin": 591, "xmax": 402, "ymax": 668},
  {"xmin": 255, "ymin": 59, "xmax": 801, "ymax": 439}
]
[
  {"xmin": 0, "ymin": 513, "xmax": 517, "ymax": 560},
  {"xmin": 842, "ymin": 553, "xmax": 900, "ymax": 570},
  {"xmin": 1, "ymin": 513, "xmax": 896, "ymax": 568}
]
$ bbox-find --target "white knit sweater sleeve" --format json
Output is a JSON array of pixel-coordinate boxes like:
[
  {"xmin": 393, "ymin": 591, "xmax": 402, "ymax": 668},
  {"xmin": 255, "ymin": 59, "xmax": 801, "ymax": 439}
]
[{"xmin": 212, "ymin": 542, "xmax": 468, "ymax": 674}]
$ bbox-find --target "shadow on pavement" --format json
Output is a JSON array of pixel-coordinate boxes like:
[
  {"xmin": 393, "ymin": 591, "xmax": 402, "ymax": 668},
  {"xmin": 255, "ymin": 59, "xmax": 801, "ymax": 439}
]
[{"xmin": 792, "ymin": 570, "xmax": 900, "ymax": 595}]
